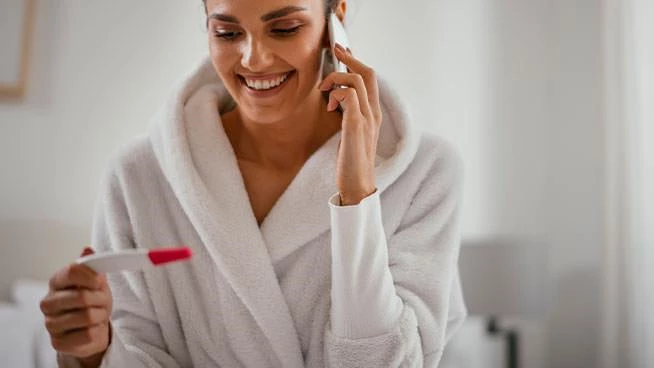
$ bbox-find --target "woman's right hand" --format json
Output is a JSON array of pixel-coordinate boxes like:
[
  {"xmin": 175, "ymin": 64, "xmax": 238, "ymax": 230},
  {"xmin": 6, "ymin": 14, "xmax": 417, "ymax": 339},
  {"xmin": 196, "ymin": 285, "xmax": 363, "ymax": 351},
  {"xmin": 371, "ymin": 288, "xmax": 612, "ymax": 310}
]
[{"xmin": 40, "ymin": 247, "xmax": 113, "ymax": 367}]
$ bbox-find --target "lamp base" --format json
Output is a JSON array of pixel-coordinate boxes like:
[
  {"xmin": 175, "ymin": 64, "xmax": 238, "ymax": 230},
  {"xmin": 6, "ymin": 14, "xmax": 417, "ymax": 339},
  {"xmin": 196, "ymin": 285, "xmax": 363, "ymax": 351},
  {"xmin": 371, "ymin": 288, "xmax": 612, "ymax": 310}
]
[{"xmin": 486, "ymin": 316, "xmax": 519, "ymax": 368}]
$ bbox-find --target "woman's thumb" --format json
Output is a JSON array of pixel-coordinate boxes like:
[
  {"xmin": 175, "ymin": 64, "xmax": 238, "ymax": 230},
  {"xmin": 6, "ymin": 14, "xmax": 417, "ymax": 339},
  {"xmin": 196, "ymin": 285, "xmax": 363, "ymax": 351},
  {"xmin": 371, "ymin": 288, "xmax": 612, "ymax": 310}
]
[{"xmin": 80, "ymin": 246, "xmax": 95, "ymax": 257}]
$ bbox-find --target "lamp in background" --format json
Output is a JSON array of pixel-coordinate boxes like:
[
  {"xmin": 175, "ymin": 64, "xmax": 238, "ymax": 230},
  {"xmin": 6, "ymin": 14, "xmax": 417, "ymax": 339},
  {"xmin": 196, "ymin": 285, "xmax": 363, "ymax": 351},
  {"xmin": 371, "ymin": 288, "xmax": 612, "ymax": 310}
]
[{"xmin": 458, "ymin": 238, "xmax": 548, "ymax": 368}]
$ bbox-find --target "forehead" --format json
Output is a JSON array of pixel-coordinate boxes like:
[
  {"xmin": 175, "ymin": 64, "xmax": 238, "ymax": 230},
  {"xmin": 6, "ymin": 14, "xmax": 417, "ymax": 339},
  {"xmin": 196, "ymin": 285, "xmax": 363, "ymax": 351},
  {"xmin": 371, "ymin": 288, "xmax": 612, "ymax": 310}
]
[{"xmin": 205, "ymin": 0, "xmax": 324, "ymax": 18}]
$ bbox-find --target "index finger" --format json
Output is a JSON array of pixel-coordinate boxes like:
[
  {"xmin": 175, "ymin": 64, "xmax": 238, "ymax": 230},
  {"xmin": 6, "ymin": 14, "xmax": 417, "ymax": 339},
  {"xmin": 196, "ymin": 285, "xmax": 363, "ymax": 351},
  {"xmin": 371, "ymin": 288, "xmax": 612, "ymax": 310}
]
[
  {"xmin": 334, "ymin": 45, "xmax": 381, "ymax": 117},
  {"xmin": 49, "ymin": 263, "xmax": 102, "ymax": 291}
]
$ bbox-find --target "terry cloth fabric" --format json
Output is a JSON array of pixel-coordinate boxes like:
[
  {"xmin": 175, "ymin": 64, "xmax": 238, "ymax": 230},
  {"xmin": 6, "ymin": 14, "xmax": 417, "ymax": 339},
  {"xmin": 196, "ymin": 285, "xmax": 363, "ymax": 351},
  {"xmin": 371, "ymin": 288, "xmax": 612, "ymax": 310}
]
[{"xmin": 59, "ymin": 54, "xmax": 466, "ymax": 368}]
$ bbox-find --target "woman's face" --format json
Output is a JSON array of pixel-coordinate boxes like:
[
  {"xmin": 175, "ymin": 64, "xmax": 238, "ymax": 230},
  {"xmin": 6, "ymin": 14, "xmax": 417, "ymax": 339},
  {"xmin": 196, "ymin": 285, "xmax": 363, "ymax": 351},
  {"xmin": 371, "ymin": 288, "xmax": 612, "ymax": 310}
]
[{"xmin": 205, "ymin": 0, "xmax": 329, "ymax": 124}]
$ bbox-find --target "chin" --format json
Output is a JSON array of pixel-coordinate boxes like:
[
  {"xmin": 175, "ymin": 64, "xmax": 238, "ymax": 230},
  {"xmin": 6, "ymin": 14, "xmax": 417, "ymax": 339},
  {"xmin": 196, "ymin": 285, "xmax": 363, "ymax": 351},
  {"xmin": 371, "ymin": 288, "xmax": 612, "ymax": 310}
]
[{"xmin": 239, "ymin": 105, "xmax": 293, "ymax": 125}]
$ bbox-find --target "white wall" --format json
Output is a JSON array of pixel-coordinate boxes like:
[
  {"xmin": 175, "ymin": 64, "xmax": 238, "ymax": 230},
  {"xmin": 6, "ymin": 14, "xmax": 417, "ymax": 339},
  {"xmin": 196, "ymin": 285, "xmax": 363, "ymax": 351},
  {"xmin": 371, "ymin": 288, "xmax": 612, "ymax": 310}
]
[
  {"xmin": 0, "ymin": 0, "xmax": 207, "ymax": 297},
  {"xmin": 0, "ymin": 1, "xmax": 607, "ymax": 367},
  {"xmin": 351, "ymin": 1, "xmax": 604, "ymax": 367},
  {"xmin": 600, "ymin": 1, "xmax": 654, "ymax": 366},
  {"xmin": 635, "ymin": 1, "xmax": 654, "ymax": 364},
  {"xmin": 543, "ymin": 1, "xmax": 604, "ymax": 367}
]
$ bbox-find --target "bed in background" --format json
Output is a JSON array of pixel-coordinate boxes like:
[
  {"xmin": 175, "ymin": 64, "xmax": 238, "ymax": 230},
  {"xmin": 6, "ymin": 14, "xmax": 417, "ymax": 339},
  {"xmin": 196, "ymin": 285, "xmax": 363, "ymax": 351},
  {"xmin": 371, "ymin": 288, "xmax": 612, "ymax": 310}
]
[
  {"xmin": 0, "ymin": 279, "xmax": 501, "ymax": 368},
  {"xmin": 0, "ymin": 279, "xmax": 56, "ymax": 368}
]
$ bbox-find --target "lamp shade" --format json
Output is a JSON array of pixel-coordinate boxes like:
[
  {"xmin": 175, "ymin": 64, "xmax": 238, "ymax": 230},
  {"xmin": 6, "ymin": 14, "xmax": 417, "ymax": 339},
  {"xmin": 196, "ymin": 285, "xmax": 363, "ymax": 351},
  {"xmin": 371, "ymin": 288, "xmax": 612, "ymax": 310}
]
[{"xmin": 458, "ymin": 237, "xmax": 548, "ymax": 317}]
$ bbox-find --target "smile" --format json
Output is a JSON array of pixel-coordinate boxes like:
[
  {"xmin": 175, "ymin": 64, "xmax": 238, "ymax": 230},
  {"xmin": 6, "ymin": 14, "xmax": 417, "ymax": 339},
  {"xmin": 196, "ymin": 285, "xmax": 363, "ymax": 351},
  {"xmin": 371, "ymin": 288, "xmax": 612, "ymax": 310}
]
[{"xmin": 238, "ymin": 71, "xmax": 296, "ymax": 98}]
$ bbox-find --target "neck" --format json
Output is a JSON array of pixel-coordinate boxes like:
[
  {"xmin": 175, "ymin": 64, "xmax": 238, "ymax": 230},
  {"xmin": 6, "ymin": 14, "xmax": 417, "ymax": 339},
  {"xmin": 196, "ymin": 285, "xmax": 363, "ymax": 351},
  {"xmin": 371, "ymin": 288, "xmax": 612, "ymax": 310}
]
[{"xmin": 223, "ymin": 90, "xmax": 341, "ymax": 170}]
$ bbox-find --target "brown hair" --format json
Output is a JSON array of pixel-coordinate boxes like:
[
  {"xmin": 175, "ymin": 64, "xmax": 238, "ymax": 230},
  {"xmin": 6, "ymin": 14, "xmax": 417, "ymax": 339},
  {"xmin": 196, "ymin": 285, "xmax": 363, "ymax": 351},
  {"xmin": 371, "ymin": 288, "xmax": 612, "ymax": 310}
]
[{"xmin": 202, "ymin": 0, "xmax": 341, "ymax": 19}]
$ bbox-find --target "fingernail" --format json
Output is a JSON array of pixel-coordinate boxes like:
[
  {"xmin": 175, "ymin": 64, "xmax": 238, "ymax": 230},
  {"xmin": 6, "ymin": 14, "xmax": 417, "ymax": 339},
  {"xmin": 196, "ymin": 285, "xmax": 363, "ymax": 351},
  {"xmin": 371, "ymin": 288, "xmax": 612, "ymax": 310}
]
[
  {"xmin": 334, "ymin": 43, "xmax": 344, "ymax": 52},
  {"xmin": 80, "ymin": 246, "xmax": 94, "ymax": 257}
]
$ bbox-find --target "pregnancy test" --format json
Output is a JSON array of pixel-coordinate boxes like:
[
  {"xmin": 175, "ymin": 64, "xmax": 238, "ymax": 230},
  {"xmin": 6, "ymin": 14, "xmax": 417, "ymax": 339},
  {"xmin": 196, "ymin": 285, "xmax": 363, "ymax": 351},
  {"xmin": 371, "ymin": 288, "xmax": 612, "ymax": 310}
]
[{"xmin": 77, "ymin": 247, "xmax": 193, "ymax": 273}]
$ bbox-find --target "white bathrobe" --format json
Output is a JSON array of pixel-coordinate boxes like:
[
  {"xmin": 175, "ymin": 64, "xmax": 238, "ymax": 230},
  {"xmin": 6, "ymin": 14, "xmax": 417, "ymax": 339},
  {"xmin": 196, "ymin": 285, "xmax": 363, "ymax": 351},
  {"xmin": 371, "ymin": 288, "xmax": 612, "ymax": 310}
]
[{"xmin": 59, "ymin": 55, "xmax": 466, "ymax": 368}]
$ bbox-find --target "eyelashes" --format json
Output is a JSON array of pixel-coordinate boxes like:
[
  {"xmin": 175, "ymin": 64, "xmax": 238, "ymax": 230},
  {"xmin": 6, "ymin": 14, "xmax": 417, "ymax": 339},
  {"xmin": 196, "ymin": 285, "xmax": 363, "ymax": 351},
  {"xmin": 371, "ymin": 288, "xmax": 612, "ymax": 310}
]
[
  {"xmin": 214, "ymin": 26, "xmax": 304, "ymax": 41},
  {"xmin": 272, "ymin": 25, "xmax": 303, "ymax": 36},
  {"xmin": 214, "ymin": 31, "xmax": 240, "ymax": 40}
]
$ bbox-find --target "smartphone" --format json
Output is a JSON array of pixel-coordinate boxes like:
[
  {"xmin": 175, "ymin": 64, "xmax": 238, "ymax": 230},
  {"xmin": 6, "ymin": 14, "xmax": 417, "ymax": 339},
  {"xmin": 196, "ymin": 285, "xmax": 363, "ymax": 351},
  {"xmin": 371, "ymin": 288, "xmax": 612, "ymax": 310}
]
[{"xmin": 327, "ymin": 13, "xmax": 351, "ymax": 73}]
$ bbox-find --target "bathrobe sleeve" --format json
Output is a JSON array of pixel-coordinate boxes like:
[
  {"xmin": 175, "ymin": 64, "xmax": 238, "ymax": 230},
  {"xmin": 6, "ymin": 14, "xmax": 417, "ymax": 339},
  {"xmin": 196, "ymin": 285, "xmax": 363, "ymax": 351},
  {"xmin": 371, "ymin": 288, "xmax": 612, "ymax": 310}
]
[
  {"xmin": 57, "ymin": 165, "xmax": 183, "ymax": 368},
  {"xmin": 325, "ymin": 146, "xmax": 466, "ymax": 368}
]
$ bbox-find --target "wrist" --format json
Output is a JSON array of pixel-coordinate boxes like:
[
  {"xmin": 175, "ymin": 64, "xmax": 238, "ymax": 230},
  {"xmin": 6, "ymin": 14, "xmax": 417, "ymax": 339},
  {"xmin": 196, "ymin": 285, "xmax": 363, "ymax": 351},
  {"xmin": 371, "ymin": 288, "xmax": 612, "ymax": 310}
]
[
  {"xmin": 77, "ymin": 322, "xmax": 111, "ymax": 368},
  {"xmin": 339, "ymin": 187, "xmax": 377, "ymax": 206},
  {"xmin": 77, "ymin": 351, "xmax": 106, "ymax": 368}
]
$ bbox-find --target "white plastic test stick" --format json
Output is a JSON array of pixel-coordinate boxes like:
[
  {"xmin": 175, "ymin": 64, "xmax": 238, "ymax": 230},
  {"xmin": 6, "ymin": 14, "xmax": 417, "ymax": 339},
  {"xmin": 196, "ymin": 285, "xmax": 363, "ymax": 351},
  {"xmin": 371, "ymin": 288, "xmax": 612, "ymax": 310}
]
[{"xmin": 76, "ymin": 247, "xmax": 192, "ymax": 273}]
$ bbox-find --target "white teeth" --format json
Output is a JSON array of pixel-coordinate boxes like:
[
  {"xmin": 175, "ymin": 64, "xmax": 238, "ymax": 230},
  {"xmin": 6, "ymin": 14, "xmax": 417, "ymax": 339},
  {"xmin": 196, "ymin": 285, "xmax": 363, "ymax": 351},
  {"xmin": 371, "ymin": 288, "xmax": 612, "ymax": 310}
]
[{"xmin": 245, "ymin": 72, "xmax": 290, "ymax": 90}]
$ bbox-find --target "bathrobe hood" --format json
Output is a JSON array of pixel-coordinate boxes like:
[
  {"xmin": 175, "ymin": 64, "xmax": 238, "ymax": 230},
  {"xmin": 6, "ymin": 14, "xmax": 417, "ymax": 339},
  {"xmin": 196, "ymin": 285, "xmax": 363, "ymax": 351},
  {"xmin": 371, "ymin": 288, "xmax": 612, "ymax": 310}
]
[{"xmin": 146, "ymin": 55, "xmax": 424, "ymax": 367}]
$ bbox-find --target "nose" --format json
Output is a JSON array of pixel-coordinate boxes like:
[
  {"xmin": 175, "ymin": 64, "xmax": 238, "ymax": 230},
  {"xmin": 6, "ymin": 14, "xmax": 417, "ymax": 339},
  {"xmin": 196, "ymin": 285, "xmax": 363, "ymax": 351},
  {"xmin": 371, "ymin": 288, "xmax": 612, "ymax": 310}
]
[{"xmin": 241, "ymin": 36, "xmax": 274, "ymax": 72}]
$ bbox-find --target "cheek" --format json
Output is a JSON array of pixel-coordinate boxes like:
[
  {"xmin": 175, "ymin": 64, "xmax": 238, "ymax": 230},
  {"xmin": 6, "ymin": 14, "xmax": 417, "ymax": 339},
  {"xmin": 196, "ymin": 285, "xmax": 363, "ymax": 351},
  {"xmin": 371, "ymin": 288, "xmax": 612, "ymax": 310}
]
[
  {"xmin": 298, "ymin": 45, "xmax": 322, "ymax": 66},
  {"xmin": 288, "ymin": 38, "xmax": 326, "ymax": 75},
  {"xmin": 209, "ymin": 45, "xmax": 236, "ymax": 79},
  {"xmin": 278, "ymin": 28, "xmax": 326, "ymax": 71}
]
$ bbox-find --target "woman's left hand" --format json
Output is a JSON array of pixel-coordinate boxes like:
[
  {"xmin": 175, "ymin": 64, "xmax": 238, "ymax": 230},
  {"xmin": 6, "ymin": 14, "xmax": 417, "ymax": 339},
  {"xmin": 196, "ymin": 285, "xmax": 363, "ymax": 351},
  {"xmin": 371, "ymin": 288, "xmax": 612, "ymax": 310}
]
[{"xmin": 319, "ymin": 43, "xmax": 383, "ymax": 206}]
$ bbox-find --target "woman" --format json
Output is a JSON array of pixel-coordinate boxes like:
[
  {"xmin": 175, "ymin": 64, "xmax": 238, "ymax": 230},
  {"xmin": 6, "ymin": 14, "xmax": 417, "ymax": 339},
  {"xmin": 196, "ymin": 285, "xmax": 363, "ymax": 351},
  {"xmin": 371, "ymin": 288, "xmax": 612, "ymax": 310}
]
[{"xmin": 39, "ymin": 0, "xmax": 466, "ymax": 367}]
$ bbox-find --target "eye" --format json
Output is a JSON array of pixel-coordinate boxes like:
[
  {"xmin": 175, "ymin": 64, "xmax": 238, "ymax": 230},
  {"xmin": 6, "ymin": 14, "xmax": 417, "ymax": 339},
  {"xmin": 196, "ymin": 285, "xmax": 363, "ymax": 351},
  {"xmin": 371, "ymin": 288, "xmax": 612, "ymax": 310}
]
[
  {"xmin": 271, "ymin": 25, "xmax": 303, "ymax": 36},
  {"xmin": 214, "ymin": 31, "xmax": 242, "ymax": 41},
  {"xmin": 213, "ymin": 25, "xmax": 303, "ymax": 41}
]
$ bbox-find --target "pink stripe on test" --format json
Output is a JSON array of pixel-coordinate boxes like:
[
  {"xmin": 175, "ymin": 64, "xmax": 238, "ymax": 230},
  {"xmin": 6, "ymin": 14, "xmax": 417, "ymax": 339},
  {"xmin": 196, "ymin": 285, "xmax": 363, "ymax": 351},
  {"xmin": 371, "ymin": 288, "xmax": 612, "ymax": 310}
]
[{"xmin": 147, "ymin": 247, "xmax": 193, "ymax": 265}]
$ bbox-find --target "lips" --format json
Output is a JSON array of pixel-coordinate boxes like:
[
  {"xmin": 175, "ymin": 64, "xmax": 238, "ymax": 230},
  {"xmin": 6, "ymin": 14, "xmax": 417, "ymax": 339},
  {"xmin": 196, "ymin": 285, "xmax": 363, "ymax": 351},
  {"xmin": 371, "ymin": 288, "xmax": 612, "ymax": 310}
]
[
  {"xmin": 239, "ymin": 71, "xmax": 293, "ymax": 81},
  {"xmin": 239, "ymin": 71, "xmax": 294, "ymax": 87},
  {"xmin": 238, "ymin": 71, "xmax": 296, "ymax": 96}
]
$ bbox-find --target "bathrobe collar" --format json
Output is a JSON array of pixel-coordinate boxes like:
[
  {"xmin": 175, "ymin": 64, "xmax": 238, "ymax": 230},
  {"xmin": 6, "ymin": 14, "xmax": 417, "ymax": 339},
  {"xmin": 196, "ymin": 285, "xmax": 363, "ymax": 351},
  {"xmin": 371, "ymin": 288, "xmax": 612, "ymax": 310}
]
[{"xmin": 148, "ymin": 55, "xmax": 420, "ymax": 366}]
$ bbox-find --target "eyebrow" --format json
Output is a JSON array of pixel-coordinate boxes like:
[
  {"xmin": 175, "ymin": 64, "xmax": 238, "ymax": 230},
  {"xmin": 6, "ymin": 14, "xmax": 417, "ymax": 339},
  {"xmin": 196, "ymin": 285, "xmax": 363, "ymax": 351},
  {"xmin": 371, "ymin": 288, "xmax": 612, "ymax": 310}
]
[{"xmin": 208, "ymin": 6, "xmax": 308, "ymax": 24}]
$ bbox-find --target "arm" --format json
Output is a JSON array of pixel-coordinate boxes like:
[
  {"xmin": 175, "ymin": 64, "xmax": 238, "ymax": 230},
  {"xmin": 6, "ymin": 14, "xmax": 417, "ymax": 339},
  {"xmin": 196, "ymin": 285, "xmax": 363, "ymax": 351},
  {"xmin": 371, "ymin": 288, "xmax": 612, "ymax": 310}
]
[{"xmin": 325, "ymin": 144, "xmax": 466, "ymax": 368}]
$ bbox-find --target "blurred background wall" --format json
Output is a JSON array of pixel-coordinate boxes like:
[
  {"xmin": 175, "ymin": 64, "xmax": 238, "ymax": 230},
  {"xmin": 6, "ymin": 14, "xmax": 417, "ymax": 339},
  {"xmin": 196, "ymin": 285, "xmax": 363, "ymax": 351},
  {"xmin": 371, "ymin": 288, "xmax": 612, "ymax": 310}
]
[
  {"xmin": 0, "ymin": 0, "xmax": 208, "ymax": 294},
  {"xmin": 0, "ymin": 0, "xmax": 628, "ymax": 367}
]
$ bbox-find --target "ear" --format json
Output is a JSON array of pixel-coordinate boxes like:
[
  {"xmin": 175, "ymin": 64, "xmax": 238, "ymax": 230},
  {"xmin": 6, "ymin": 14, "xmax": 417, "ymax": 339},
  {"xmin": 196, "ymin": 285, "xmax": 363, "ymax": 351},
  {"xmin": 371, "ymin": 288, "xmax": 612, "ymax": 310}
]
[{"xmin": 334, "ymin": 0, "xmax": 347, "ymax": 23}]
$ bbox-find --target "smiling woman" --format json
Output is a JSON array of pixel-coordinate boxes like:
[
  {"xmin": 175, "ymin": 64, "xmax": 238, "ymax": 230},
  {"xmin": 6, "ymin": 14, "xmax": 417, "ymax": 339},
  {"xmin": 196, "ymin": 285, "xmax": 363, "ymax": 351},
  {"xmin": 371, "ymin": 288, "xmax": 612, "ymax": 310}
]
[
  {"xmin": 42, "ymin": 0, "xmax": 467, "ymax": 367},
  {"xmin": 204, "ymin": 0, "xmax": 342, "ymax": 128}
]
